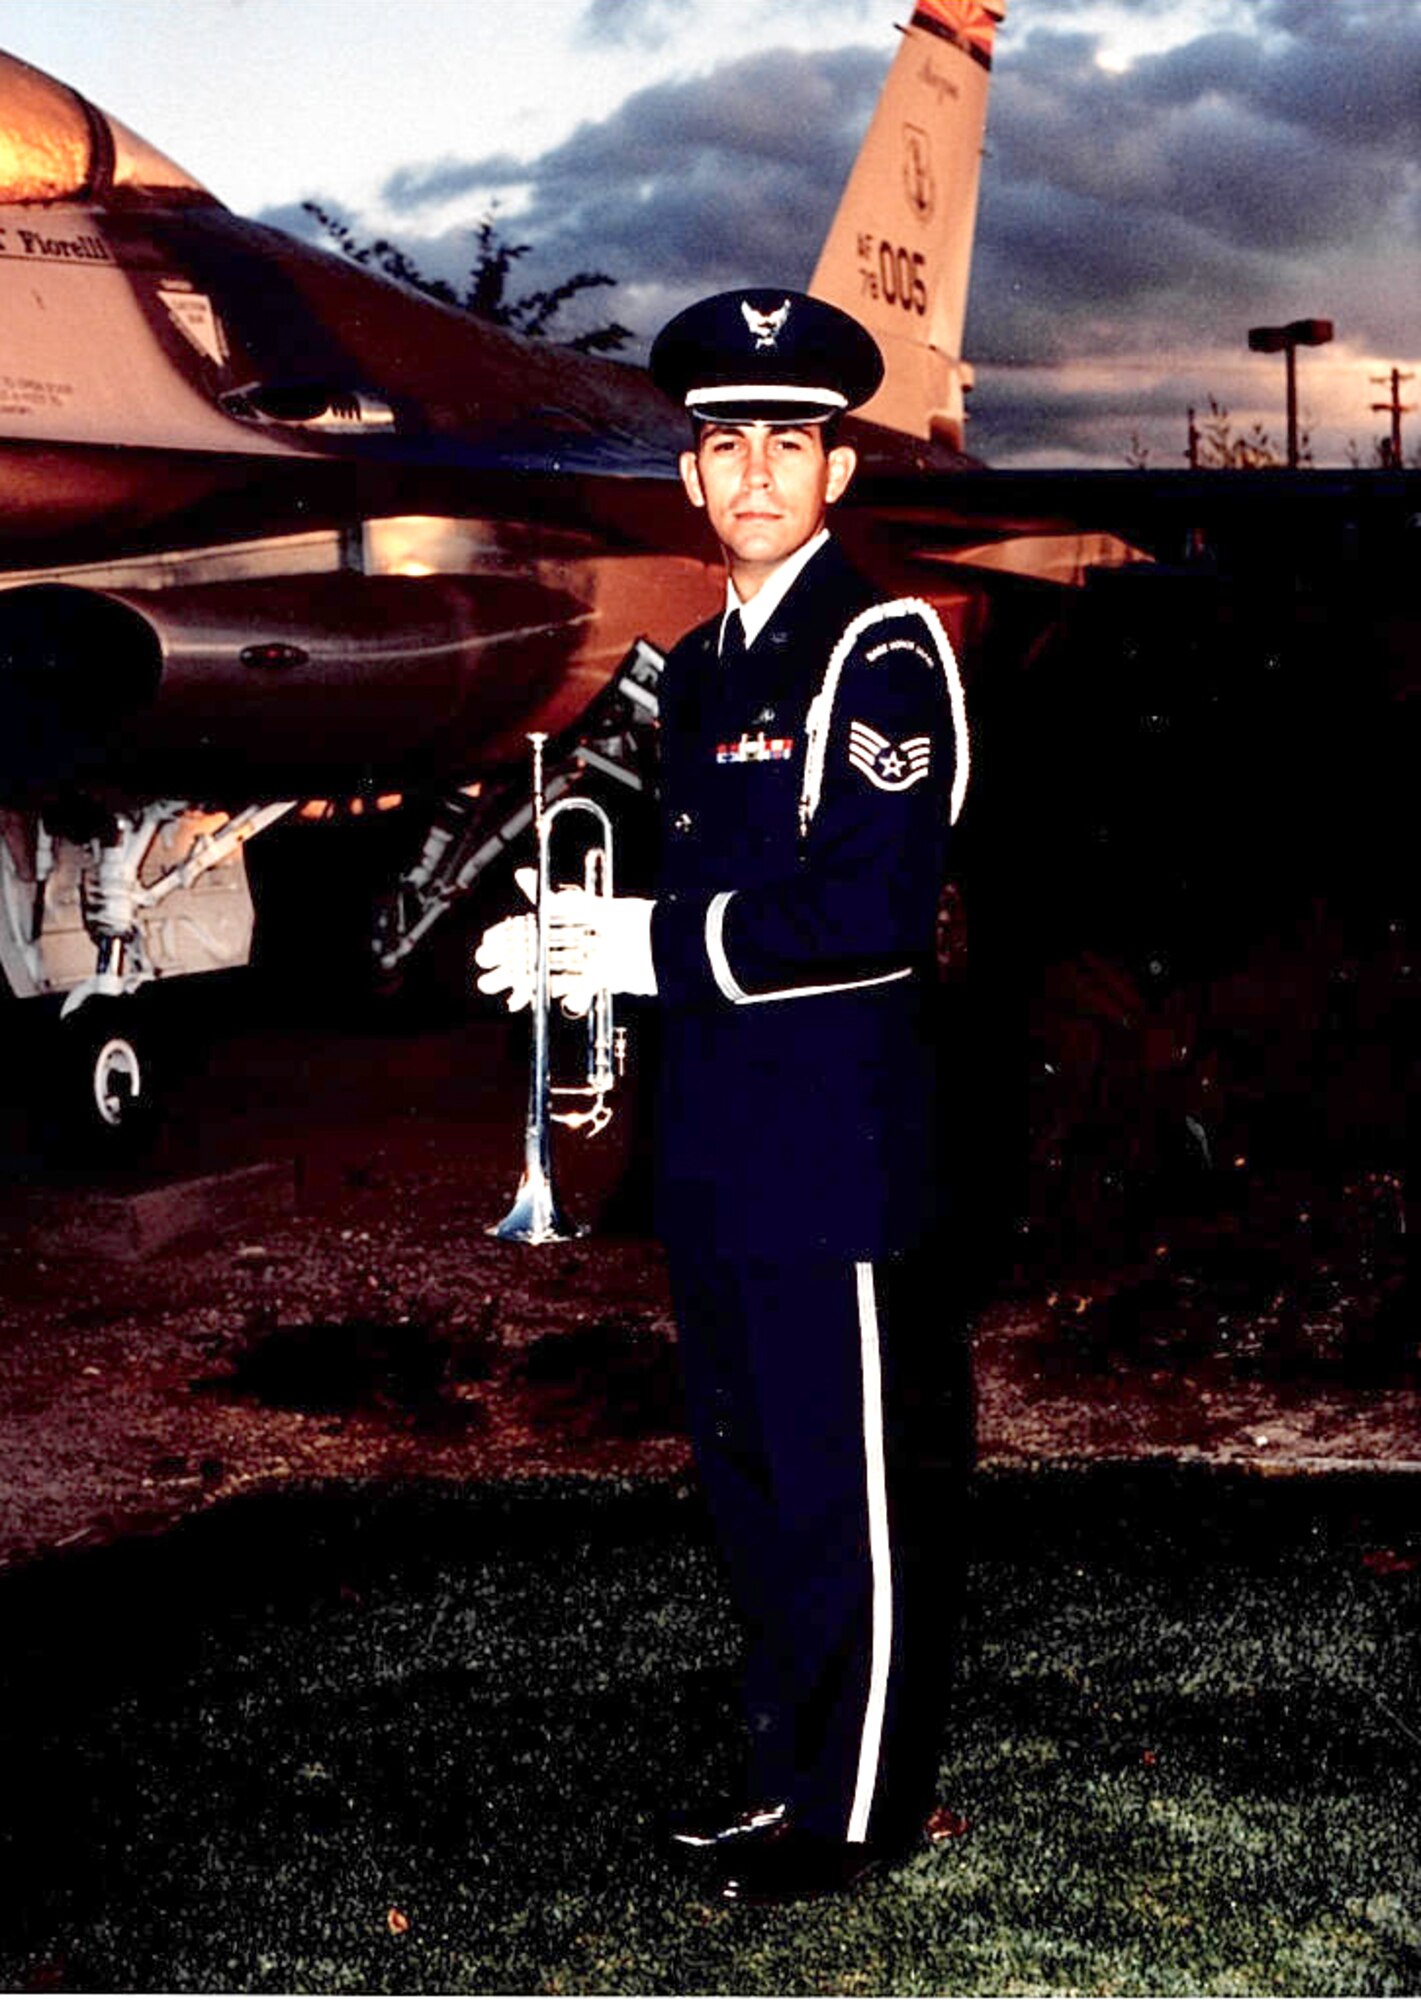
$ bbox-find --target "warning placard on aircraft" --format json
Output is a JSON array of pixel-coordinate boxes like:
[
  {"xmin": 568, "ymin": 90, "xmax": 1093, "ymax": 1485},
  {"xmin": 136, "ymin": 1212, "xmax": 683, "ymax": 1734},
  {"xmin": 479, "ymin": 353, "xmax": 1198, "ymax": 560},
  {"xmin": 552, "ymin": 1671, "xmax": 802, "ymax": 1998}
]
[{"xmin": 157, "ymin": 284, "xmax": 228, "ymax": 367}]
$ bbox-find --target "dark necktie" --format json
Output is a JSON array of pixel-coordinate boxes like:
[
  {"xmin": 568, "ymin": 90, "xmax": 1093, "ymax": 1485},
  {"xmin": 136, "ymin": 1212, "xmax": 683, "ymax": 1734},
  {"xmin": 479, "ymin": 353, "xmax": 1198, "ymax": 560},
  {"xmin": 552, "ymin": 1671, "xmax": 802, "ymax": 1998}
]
[{"xmin": 720, "ymin": 608, "xmax": 746, "ymax": 663}]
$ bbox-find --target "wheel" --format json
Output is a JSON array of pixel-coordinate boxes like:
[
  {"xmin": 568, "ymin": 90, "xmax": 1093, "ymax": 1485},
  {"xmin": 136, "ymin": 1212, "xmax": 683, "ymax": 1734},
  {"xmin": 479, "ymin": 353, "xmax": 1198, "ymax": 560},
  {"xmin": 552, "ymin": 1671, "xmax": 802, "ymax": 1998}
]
[
  {"xmin": 34, "ymin": 998, "xmax": 160, "ymax": 1165},
  {"xmin": 87, "ymin": 1025, "xmax": 145, "ymax": 1133}
]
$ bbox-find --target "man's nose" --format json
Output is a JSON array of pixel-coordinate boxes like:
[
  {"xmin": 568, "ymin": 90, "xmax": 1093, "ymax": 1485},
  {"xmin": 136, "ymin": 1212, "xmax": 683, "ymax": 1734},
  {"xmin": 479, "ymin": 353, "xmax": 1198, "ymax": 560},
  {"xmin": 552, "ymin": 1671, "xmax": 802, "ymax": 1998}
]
[{"xmin": 744, "ymin": 438, "xmax": 773, "ymax": 485}]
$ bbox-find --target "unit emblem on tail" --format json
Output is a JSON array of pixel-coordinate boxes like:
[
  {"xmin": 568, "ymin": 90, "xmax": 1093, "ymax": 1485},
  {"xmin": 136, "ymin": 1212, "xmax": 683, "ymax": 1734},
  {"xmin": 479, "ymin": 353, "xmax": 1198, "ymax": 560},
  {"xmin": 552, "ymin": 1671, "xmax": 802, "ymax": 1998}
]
[{"xmin": 902, "ymin": 126, "xmax": 935, "ymax": 222}]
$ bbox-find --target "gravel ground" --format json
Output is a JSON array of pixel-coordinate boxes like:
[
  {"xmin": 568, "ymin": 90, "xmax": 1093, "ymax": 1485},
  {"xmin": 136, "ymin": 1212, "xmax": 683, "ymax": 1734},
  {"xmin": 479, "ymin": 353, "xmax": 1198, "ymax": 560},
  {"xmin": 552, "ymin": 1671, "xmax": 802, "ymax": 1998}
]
[{"xmin": 0, "ymin": 1009, "xmax": 1415, "ymax": 1577}]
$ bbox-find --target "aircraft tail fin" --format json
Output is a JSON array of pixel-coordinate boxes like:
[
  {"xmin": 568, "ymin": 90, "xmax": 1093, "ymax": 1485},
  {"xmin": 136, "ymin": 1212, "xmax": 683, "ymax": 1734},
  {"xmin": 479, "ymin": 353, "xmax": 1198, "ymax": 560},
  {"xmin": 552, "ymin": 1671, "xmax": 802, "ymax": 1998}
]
[{"xmin": 810, "ymin": 0, "xmax": 1005, "ymax": 450}]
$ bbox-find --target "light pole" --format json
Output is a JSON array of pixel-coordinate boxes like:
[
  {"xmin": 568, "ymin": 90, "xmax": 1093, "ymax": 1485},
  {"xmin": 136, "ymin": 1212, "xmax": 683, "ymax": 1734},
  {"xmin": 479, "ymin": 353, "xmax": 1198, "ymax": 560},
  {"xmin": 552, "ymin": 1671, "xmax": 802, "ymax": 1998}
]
[
  {"xmin": 1247, "ymin": 318, "xmax": 1333, "ymax": 468},
  {"xmin": 1370, "ymin": 366, "xmax": 1415, "ymax": 468}
]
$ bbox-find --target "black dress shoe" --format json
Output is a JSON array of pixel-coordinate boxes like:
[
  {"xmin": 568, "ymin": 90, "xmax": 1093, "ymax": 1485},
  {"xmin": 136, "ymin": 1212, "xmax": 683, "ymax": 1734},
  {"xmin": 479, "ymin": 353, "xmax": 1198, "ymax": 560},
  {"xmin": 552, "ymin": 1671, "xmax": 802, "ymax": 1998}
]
[
  {"xmin": 667, "ymin": 1799, "xmax": 787, "ymax": 1850},
  {"xmin": 718, "ymin": 1826, "xmax": 889, "ymax": 1905}
]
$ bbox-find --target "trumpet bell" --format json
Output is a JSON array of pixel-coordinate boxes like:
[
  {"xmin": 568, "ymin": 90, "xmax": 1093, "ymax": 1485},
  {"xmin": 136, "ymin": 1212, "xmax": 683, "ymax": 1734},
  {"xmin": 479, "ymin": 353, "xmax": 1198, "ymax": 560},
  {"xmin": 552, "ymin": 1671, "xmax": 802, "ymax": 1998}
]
[{"xmin": 488, "ymin": 1162, "xmax": 586, "ymax": 1245}]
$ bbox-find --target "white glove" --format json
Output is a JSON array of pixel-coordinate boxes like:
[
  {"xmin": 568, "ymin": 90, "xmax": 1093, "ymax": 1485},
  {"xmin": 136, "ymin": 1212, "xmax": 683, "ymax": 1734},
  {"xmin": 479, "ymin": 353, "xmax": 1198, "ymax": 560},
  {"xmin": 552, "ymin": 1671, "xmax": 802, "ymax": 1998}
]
[
  {"xmin": 472, "ymin": 866, "xmax": 538, "ymax": 1011},
  {"xmin": 546, "ymin": 890, "xmax": 657, "ymax": 1016}
]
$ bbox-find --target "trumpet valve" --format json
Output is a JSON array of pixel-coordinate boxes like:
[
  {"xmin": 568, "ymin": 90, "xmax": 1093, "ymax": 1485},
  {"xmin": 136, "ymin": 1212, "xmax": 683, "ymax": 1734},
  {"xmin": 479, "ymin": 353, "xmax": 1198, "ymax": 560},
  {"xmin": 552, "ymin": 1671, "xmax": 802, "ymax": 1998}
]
[{"xmin": 551, "ymin": 1093, "xmax": 612, "ymax": 1138}]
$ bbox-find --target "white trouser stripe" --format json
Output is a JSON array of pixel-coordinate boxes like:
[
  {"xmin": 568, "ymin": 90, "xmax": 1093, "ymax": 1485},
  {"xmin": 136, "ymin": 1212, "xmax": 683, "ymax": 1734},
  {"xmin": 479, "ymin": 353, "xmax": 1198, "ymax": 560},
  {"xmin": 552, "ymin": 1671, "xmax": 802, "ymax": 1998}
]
[{"xmin": 848, "ymin": 1259, "xmax": 893, "ymax": 1844}]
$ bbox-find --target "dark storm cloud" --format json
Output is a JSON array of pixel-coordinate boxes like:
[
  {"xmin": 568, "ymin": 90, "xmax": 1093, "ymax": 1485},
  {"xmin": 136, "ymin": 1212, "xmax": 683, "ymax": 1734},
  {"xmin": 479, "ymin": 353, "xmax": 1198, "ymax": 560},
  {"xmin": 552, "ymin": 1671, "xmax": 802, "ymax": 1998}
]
[
  {"xmin": 1137, "ymin": 16, "xmax": 1421, "ymax": 155},
  {"xmin": 987, "ymin": 30, "xmax": 1397, "ymax": 262},
  {"xmin": 968, "ymin": 177, "xmax": 1283, "ymax": 365},
  {"xmin": 272, "ymin": 1, "xmax": 1418, "ymax": 460},
  {"xmin": 386, "ymin": 46, "xmax": 881, "ymax": 209},
  {"xmin": 370, "ymin": 3, "xmax": 1418, "ymax": 366},
  {"xmin": 968, "ymin": 6, "xmax": 1421, "ymax": 368},
  {"xmin": 257, "ymin": 198, "xmax": 332, "ymax": 243},
  {"xmin": 375, "ymin": 46, "xmax": 884, "ymax": 334},
  {"xmin": 970, "ymin": 365, "xmax": 1198, "ymax": 465},
  {"xmin": 383, "ymin": 153, "xmax": 529, "ymax": 211}
]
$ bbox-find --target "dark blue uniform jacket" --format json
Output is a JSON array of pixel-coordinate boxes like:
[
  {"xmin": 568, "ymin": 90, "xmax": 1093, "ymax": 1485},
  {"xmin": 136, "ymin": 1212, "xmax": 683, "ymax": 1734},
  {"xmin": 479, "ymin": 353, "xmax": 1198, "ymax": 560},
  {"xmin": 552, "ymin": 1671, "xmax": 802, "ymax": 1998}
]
[{"xmin": 650, "ymin": 538, "xmax": 967, "ymax": 1258}]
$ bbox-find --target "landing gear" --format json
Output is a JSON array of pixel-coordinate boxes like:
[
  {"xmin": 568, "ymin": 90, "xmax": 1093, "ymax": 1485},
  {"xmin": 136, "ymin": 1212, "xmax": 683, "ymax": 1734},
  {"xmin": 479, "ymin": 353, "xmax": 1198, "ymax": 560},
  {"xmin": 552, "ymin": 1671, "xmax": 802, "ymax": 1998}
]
[
  {"xmin": 372, "ymin": 639, "xmax": 664, "ymax": 983},
  {"xmin": 0, "ymin": 796, "xmax": 297, "ymax": 1164}
]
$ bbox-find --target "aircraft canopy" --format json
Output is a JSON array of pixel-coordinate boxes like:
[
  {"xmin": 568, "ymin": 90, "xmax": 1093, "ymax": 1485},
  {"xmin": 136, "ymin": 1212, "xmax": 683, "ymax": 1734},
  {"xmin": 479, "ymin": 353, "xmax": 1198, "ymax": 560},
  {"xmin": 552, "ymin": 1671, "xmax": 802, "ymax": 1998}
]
[{"xmin": 0, "ymin": 49, "xmax": 214, "ymax": 204}]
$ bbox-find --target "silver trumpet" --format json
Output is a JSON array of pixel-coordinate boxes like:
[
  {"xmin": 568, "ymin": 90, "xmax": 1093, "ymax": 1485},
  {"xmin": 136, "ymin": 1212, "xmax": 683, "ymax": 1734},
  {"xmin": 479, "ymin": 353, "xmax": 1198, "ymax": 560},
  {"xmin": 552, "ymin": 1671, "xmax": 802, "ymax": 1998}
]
[{"xmin": 489, "ymin": 733, "xmax": 626, "ymax": 1244}]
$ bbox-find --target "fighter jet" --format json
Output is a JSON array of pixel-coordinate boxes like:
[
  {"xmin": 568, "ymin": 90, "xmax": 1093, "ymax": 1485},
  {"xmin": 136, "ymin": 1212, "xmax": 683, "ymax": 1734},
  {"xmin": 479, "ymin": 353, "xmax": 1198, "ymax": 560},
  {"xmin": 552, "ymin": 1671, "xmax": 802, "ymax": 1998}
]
[{"xmin": 0, "ymin": 0, "xmax": 1030, "ymax": 1146}]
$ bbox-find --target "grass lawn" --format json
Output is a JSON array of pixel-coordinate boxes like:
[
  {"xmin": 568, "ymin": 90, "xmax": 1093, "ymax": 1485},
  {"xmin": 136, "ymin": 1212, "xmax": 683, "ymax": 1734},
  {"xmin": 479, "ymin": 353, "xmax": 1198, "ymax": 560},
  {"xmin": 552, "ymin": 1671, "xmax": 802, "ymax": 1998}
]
[{"xmin": 0, "ymin": 1466, "xmax": 1416, "ymax": 1994}]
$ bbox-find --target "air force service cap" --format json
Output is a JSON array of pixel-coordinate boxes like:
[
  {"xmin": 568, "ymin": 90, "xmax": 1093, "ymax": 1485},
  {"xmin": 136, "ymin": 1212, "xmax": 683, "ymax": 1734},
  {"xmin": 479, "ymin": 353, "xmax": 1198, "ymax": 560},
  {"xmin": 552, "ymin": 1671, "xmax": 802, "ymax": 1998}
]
[{"xmin": 650, "ymin": 289, "xmax": 884, "ymax": 424}]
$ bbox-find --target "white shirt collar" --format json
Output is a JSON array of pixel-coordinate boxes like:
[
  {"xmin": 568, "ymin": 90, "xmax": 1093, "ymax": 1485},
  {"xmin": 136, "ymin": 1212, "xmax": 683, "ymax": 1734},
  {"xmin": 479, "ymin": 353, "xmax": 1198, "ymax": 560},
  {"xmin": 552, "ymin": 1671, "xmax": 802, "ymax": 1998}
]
[{"xmin": 720, "ymin": 527, "xmax": 831, "ymax": 654}]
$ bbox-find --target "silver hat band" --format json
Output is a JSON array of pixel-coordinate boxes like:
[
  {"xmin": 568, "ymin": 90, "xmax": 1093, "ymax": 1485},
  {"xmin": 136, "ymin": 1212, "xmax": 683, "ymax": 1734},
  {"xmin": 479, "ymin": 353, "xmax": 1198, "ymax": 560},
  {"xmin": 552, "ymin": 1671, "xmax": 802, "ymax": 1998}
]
[{"xmin": 684, "ymin": 383, "xmax": 849, "ymax": 411}]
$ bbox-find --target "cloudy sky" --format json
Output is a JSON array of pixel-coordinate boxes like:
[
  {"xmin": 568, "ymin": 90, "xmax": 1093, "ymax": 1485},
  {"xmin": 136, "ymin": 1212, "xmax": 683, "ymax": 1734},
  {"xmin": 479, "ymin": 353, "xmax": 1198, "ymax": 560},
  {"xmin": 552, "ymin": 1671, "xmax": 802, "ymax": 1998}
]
[{"xmin": 3, "ymin": 0, "xmax": 1418, "ymax": 467}]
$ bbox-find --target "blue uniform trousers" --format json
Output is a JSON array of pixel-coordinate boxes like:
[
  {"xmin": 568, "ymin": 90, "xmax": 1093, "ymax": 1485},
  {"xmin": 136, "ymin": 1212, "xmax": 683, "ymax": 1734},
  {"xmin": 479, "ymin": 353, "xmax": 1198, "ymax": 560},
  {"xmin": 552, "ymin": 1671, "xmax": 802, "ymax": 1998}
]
[{"xmin": 666, "ymin": 1244, "xmax": 966, "ymax": 1845}]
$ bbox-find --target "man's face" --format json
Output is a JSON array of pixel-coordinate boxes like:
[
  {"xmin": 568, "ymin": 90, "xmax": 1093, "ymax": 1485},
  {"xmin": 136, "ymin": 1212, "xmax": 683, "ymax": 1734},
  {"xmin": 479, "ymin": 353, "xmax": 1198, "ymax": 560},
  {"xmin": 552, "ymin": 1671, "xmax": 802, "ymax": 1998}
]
[{"xmin": 678, "ymin": 421, "xmax": 857, "ymax": 594}]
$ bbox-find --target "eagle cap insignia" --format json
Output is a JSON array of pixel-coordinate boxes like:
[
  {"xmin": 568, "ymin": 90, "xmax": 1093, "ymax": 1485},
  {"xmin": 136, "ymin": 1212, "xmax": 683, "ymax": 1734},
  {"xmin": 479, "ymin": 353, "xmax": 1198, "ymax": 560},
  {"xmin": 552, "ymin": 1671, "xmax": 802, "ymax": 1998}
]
[{"xmin": 742, "ymin": 298, "xmax": 791, "ymax": 350}]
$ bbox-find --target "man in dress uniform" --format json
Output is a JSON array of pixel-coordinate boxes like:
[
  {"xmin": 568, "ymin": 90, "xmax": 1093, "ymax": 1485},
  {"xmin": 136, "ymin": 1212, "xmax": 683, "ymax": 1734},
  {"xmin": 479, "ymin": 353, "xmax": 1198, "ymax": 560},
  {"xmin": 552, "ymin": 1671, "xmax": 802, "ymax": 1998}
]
[{"xmin": 476, "ymin": 289, "xmax": 969, "ymax": 1904}]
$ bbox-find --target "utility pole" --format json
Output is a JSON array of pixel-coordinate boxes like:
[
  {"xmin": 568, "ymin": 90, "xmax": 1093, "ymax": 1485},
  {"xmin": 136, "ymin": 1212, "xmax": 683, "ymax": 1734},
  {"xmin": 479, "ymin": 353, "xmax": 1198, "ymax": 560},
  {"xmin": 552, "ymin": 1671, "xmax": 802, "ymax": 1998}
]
[
  {"xmin": 1247, "ymin": 318, "xmax": 1333, "ymax": 467},
  {"xmin": 1370, "ymin": 365, "xmax": 1415, "ymax": 468}
]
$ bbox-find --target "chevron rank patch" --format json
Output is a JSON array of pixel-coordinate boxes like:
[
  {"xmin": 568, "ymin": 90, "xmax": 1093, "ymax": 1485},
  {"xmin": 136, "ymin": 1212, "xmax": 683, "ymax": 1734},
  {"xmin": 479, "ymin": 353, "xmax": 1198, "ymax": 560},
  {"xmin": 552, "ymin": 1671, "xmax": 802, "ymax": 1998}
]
[{"xmin": 847, "ymin": 720, "xmax": 932, "ymax": 791}]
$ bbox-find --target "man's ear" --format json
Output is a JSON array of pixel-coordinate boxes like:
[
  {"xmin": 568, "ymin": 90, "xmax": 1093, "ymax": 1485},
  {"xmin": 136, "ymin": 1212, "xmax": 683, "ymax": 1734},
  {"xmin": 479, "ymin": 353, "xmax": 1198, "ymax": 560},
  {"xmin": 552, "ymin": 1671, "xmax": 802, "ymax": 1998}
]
[
  {"xmin": 679, "ymin": 449, "xmax": 706, "ymax": 510},
  {"xmin": 825, "ymin": 442, "xmax": 858, "ymax": 506}
]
